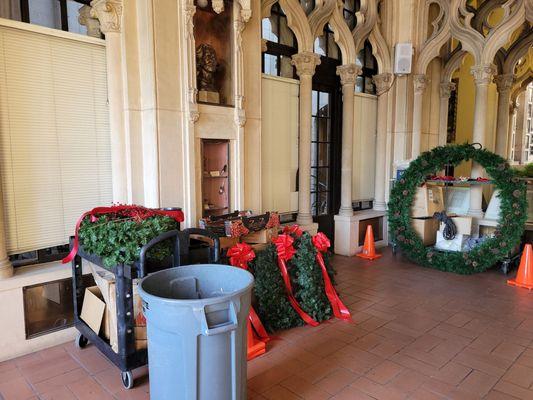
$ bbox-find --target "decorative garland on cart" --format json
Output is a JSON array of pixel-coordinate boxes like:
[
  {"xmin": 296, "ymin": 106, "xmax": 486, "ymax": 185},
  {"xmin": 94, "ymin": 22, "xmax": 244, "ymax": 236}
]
[{"xmin": 388, "ymin": 143, "xmax": 527, "ymax": 274}]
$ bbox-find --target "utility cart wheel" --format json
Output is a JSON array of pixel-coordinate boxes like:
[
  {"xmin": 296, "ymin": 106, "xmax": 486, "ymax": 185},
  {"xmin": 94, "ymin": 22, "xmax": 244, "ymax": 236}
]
[
  {"xmin": 121, "ymin": 371, "xmax": 134, "ymax": 389},
  {"xmin": 75, "ymin": 332, "xmax": 88, "ymax": 349}
]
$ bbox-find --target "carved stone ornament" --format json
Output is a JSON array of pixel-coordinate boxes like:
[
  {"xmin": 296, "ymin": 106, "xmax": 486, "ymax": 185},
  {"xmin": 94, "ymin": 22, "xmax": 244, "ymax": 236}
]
[
  {"xmin": 196, "ymin": 44, "xmax": 218, "ymax": 92},
  {"xmin": 373, "ymin": 73, "xmax": 393, "ymax": 96},
  {"xmin": 212, "ymin": 0, "xmax": 224, "ymax": 14},
  {"xmin": 439, "ymin": 82, "xmax": 456, "ymax": 98},
  {"xmin": 470, "ymin": 64, "xmax": 497, "ymax": 85},
  {"xmin": 413, "ymin": 74, "xmax": 429, "ymax": 93},
  {"xmin": 78, "ymin": 5, "xmax": 101, "ymax": 38},
  {"xmin": 261, "ymin": 39, "xmax": 268, "ymax": 53},
  {"xmin": 336, "ymin": 64, "xmax": 362, "ymax": 86},
  {"xmin": 493, "ymin": 73, "xmax": 515, "ymax": 92},
  {"xmin": 291, "ymin": 52, "xmax": 321, "ymax": 77},
  {"xmin": 90, "ymin": 0, "xmax": 122, "ymax": 34}
]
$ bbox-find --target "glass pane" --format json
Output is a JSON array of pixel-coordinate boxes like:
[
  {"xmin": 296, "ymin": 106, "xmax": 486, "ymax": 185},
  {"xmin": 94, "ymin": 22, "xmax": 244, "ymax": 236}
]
[
  {"xmin": 344, "ymin": 10, "xmax": 356, "ymax": 30},
  {"xmin": 312, "ymin": 117, "xmax": 318, "ymax": 141},
  {"xmin": 262, "ymin": 16, "xmax": 278, "ymax": 42},
  {"xmin": 364, "ymin": 77, "xmax": 375, "ymax": 94},
  {"xmin": 301, "ymin": 0, "xmax": 315, "ymax": 15},
  {"xmin": 279, "ymin": 16, "xmax": 294, "ymax": 47},
  {"xmin": 317, "ymin": 143, "xmax": 329, "ymax": 166},
  {"xmin": 317, "ymin": 192, "xmax": 329, "ymax": 215},
  {"xmin": 314, "ymin": 36, "xmax": 326, "ymax": 57},
  {"xmin": 344, "ymin": 0, "xmax": 356, "ymax": 11},
  {"xmin": 279, "ymin": 55, "xmax": 294, "ymax": 78},
  {"xmin": 318, "ymin": 92, "xmax": 330, "ymax": 117},
  {"xmin": 29, "ymin": 0, "xmax": 61, "ymax": 30},
  {"xmin": 327, "ymin": 34, "xmax": 340, "ymax": 60},
  {"xmin": 312, "ymin": 91, "xmax": 318, "ymax": 116},
  {"xmin": 317, "ymin": 168, "xmax": 329, "ymax": 191},
  {"xmin": 263, "ymin": 54, "xmax": 279, "ymax": 76},
  {"xmin": 318, "ymin": 118, "xmax": 330, "ymax": 142},
  {"xmin": 365, "ymin": 45, "xmax": 375, "ymax": 68},
  {"xmin": 311, "ymin": 167, "xmax": 317, "ymax": 191},
  {"xmin": 356, "ymin": 49, "xmax": 364, "ymax": 67},
  {"xmin": 311, "ymin": 142, "xmax": 317, "ymax": 167},
  {"xmin": 67, "ymin": 0, "xmax": 87, "ymax": 35},
  {"xmin": 311, "ymin": 193, "xmax": 317, "ymax": 216},
  {"xmin": 355, "ymin": 76, "xmax": 364, "ymax": 93}
]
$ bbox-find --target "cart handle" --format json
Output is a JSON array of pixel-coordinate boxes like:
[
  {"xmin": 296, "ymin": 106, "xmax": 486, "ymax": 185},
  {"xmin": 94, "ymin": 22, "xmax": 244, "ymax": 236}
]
[
  {"xmin": 180, "ymin": 228, "xmax": 221, "ymax": 263},
  {"xmin": 138, "ymin": 230, "xmax": 181, "ymax": 278}
]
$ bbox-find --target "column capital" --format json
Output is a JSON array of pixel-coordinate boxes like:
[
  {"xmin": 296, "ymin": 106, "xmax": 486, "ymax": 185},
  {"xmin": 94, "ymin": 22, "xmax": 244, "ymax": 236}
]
[
  {"xmin": 413, "ymin": 74, "xmax": 428, "ymax": 94},
  {"xmin": 470, "ymin": 64, "xmax": 496, "ymax": 85},
  {"xmin": 494, "ymin": 73, "xmax": 515, "ymax": 93},
  {"xmin": 90, "ymin": 0, "xmax": 123, "ymax": 34},
  {"xmin": 372, "ymin": 73, "xmax": 393, "ymax": 95},
  {"xmin": 439, "ymin": 81, "xmax": 456, "ymax": 99},
  {"xmin": 291, "ymin": 52, "xmax": 321, "ymax": 77},
  {"xmin": 336, "ymin": 64, "xmax": 362, "ymax": 86},
  {"xmin": 78, "ymin": 5, "xmax": 101, "ymax": 38}
]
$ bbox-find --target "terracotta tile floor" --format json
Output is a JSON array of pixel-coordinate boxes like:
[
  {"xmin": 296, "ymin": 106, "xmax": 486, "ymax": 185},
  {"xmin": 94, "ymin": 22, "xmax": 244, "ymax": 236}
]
[{"xmin": 2, "ymin": 248, "xmax": 533, "ymax": 399}]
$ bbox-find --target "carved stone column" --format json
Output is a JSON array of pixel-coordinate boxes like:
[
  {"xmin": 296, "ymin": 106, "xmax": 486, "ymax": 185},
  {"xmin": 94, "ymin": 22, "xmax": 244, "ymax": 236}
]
[
  {"xmin": 468, "ymin": 64, "xmax": 496, "ymax": 218},
  {"xmin": 507, "ymin": 101, "xmax": 519, "ymax": 160},
  {"xmin": 90, "ymin": 0, "xmax": 129, "ymax": 203},
  {"xmin": 292, "ymin": 52, "xmax": 321, "ymax": 227},
  {"xmin": 411, "ymin": 74, "xmax": 428, "ymax": 159},
  {"xmin": 78, "ymin": 5, "xmax": 101, "ymax": 38},
  {"xmin": 438, "ymin": 82, "xmax": 456, "ymax": 146},
  {"xmin": 494, "ymin": 74, "xmax": 515, "ymax": 157},
  {"xmin": 336, "ymin": 64, "xmax": 361, "ymax": 217},
  {"xmin": 373, "ymin": 73, "xmax": 393, "ymax": 211}
]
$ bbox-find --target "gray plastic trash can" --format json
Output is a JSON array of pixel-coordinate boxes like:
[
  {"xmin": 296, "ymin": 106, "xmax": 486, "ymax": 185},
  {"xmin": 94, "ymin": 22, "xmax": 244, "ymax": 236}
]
[{"xmin": 138, "ymin": 264, "xmax": 254, "ymax": 400}]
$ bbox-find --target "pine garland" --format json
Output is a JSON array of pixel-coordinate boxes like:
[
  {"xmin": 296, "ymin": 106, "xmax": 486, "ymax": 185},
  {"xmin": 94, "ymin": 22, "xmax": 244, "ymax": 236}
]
[{"xmin": 388, "ymin": 143, "xmax": 527, "ymax": 274}]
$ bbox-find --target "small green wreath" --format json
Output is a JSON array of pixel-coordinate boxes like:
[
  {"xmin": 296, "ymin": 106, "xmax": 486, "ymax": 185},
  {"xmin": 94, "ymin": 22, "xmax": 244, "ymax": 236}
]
[{"xmin": 388, "ymin": 143, "xmax": 527, "ymax": 274}]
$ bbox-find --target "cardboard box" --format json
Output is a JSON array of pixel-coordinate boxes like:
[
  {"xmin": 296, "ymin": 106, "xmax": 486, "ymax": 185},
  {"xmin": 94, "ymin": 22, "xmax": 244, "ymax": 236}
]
[
  {"xmin": 411, "ymin": 186, "xmax": 445, "ymax": 218},
  {"xmin": 435, "ymin": 230, "xmax": 468, "ymax": 252},
  {"xmin": 80, "ymin": 286, "xmax": 106, "ymax": 335},
  {"xmin": 411, "ymin": 217, "xmax": 439, "ymax": 246},
  {"xmin": 242, "ymin": 227, "xmax": 279, "ymax": 244},
  {"xmin": 219, "ymin": 236, "xmax": 240, "ymax": 249},
  {"xmin": 440, "ymin": 216, "xmax": 472, "ymax": 236}
]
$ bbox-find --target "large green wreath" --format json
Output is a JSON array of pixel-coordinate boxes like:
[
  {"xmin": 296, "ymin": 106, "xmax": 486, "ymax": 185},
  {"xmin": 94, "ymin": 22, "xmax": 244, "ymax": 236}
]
[{"xmin": 388, "ymin": 143, "xmax": 527, "ymax": 274}]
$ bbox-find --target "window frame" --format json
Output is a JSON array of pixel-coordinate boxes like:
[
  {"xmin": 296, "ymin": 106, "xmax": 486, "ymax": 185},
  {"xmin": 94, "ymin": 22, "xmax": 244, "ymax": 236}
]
[{"xmin": 20, "ymin": 0, "xmax": 91, "ymax": 32}]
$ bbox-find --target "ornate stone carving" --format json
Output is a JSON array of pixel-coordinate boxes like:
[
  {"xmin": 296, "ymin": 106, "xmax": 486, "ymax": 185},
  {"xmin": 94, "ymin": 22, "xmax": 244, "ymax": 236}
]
[
  {"xmin": 237, "ymin": 0, "xmax": 252, "ymax": 22},
  {"xmin": 184, "ymin": 3, "xmax": 196, "ymax": 40},
  {"xmin": 261, "ymin": 39, "xmax": 268, "ymax": 53},
  {"xmin": 373, "ymin": 73, "xmax": 393, "ymax": 96},
  {"xmin": 439, "ymin": 82, "xmax": 457, "ymax": 98},
  {"xmin": 78, "ymin": 5, "xmax": 101, "ymax": 38},
  {"xmin": 291, "ymin": 52, "xmax": 321, "ymax": 77},
  {"xmin": 413, "ymin": 74, "xmax": 429, "ymax": 93},
  {"xmin": 234, "ymin": 107, "xmax": 246, "ymax": 127},
  {"xmin": 470, "ymin": 64, "xmax": 497, "ymax": 85},
  {"xmin": 196, "ymin": 44, "xmax": 218, "ymax": 92},
  {"xmin": 90, "ymin": 0, "xmax": 122, "ymax": 34},
  {"xmin": 494, "ymin": 73, "xmax": 515, "ymax": 92},
  {"xmin": 336, "ymin": 64, "xmax": 361, "ymax": 86},
  {"xmin": 212, "ymin": 0, "xmax": 224, "ymax": 14}
]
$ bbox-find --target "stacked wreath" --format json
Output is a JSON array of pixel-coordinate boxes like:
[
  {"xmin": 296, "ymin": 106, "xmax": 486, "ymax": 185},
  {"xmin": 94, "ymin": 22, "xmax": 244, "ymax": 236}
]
[{"xmin": 388, "ymin": 143, "xmax": 527, "ymax": 274}]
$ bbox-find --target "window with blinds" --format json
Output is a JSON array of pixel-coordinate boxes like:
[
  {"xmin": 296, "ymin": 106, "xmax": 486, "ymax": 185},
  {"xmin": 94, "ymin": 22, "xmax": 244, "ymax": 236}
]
[{"xmin": 0, "ymin": 23, "xmax": 112, "ymax": 255}]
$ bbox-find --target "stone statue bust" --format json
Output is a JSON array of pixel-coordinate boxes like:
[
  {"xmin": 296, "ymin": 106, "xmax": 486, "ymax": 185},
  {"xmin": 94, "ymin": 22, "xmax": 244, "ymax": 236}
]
[{"xmin": 196, "ymin": 44, "xmax": 218, "ymax": 92}]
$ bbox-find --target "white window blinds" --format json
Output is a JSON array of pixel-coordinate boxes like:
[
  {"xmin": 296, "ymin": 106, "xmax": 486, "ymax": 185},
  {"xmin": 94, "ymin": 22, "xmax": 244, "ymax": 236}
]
[{"xmin": 0, "ymin": 23, "xmax": 112, "ymax": 254}]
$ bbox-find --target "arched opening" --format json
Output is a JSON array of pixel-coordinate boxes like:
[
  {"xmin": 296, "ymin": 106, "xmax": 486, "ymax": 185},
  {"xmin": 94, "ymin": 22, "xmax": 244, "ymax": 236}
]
[{"xmin": 355, "ymin": 40, "xmax": 378, "ymax": 94}]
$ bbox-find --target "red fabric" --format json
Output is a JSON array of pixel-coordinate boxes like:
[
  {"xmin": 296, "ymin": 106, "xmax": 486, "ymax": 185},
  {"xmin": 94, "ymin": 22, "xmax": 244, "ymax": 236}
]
[
  {"xmin": 312, "ymin": 233, "xmax": 352, "ymax": 321},
  {"xmin": 283, "ymin": 224, "xmax": 303, "ymax": 238},
  {"xmin": 273, "ymin": 235, "xmax": 319, "ymax": 327},
  {"xmin": 62, "ymin": 205, "xmax": 184, "ymax": 264}
]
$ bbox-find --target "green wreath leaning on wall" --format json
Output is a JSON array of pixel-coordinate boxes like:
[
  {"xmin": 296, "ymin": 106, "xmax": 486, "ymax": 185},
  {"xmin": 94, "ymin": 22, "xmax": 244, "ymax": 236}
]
[{"xmin": 388, "ymin": 143, "xmax": 527, "ymax": 275}]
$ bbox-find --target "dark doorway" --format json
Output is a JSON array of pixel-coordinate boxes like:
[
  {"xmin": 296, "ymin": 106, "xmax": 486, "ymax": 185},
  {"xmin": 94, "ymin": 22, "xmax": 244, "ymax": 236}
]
[{"xmin": 311, "ymin": 56, "xmax": 342, "ymax": 242}]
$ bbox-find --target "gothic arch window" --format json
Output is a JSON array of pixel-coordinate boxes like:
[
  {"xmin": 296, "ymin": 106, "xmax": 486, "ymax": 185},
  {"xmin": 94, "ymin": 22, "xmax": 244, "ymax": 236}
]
[
  {"xmin": 355, "ymin": 40, "xmax": 378, "ymax": 94},
  {"xmin": 261, "ymin": 3, "xmax": 298, "ymax": 78},
  {"xmin": 300, "ymin": 0, "xmax": 315, "ymax": 15},
  {"xmin": 314, "ymin": 25, "xmax": 340, "ymax": 60},
  {"xmin": 343, "ymin": 0, "xmax": 360, "ymax": 30}
]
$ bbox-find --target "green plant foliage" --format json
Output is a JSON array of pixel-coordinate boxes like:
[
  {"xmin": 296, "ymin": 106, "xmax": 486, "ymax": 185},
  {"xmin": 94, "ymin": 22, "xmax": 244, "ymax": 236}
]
[
  {"xmin": 512, "ymin": 163, "xmax": 533, "ymax": 178},
  {"xmin": 250, "ymin": 244, "xmax": 303, "ymax": 332},
  {"xmin": 78, "ymin": 215, "xmax": 179, "ymax": 269},
  {"xmin": 388, "ymin": 143, "xmax": 527, "ymax": 274},
  {"xmin": 291, "ymin": 233, "xmax": 332, "ymax": 322}
]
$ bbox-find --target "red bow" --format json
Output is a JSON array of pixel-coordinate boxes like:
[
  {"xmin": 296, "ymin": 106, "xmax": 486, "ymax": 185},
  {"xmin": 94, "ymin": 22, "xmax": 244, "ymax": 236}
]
[
  {"xmin": 62, "ymin": 205, "xmax": 185, "ymax": 264},
  {"xmin": 273, "ymin": 235, "xmax": 319, "ymax": 327},
  {"xmin": 227, "ymin": 243, "xmax": 256, "ymax": 269},
  {"xmin": 312, "ymin": 233, "xmax": 351, "ymax": 322},
  {"xmin": 283, "ymin": 224, "xmax": 303, "ymax": 238}
]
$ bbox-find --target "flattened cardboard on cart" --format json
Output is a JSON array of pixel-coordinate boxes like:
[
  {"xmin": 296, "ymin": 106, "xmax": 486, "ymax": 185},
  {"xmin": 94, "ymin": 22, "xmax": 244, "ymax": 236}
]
[
  {"xmin": 411, "ymin": 186, "xmax": 445, "ymax": 218},
  {"xmin": 80, "ymin": 286, "xmax": 109, "ymax": 336}
]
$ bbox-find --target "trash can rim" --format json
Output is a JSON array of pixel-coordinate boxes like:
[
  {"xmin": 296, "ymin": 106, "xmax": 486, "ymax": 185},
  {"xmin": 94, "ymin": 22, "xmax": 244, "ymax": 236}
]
[{"xmin": 137, "ymin": 264, "xmax": 254, "ymax": 305}]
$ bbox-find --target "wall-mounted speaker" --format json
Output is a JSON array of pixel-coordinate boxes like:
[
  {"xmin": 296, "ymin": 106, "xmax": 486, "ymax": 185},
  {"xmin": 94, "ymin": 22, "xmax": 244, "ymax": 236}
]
[{"xmin": 394, "ymin": 43, "xmax": 413, "ymax": 75}]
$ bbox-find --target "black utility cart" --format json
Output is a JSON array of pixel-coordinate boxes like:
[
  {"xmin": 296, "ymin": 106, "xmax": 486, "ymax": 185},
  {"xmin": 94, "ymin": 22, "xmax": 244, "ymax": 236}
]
[{"xmin": 71, "ymin": 229, "xmax": 220, "ymax": 389}]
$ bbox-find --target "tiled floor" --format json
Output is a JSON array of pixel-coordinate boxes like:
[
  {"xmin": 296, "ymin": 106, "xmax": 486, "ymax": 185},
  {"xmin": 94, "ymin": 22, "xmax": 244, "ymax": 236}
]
[{"xmin": 2, "ymin": 248, "xmax": 533, "ymax": 399}]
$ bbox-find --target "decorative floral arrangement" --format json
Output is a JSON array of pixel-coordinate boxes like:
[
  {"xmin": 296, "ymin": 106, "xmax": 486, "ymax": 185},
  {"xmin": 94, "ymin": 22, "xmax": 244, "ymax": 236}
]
[{"xmin": 388, "ymin": 143, "xmax": 527, "ymax": 274}]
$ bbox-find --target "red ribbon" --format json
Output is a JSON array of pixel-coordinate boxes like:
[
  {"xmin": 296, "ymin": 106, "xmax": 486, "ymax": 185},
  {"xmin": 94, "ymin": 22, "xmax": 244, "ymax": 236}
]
[
  {"xmin": 227, "ymin": 243, "xmax": 270, "ymax": 342},
  {"xmin": 283, "ymin": 224, "xmax": 303, "ymax": 238},
  {"xmin": 62, "ymin": 205, "xmax": 185, "ymax": 264},
  {"xmin": 273, "ymin": 235, "xmax": 319, "ymax": 327},
  {"xmin": 312, "ymin": 233, "xmax": 351, "ymax": 321}
]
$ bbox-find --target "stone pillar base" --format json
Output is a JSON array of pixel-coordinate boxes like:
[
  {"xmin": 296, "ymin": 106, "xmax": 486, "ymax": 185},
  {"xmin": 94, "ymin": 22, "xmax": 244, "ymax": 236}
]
[
  {"xmin": 298, "ymin": 222, "xmax": 319, "ymax": 236},
  {"xmin": 334, "ymin": 210, "xmax": 388, "ymax": 256}
]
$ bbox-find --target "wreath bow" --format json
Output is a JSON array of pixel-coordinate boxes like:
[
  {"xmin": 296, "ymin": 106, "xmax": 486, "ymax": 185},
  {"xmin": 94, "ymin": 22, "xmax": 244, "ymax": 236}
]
[
  {"xmin": 283, "ymin": 224, "xmax": 303, "ymax": 238},
  {"xmin": 273, "ymin": 234, "xmax": 297, "ymax": 261}
]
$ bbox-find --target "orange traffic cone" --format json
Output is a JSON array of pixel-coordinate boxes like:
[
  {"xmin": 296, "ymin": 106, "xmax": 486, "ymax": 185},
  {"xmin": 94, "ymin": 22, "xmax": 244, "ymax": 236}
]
[
  {"xmin": 356, "ymin": 225, "xmax": 382, "ymax": 260},
  {"xmin": 247, "ymin": 320, "xmax": 266, "ymax": 360},
  {"xmin": 508, "ymin": 244, "xmax": 533, "ymax": 290}
]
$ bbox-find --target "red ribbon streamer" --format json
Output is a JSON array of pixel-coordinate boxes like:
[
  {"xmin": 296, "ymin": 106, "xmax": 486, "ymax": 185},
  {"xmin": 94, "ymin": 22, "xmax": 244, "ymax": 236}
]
[
  {"xmin": 227, "ymin": 243, "xmax": 270, "ymax": 341},
  {"xmin": 62, "ymin": 205, "xmax": 185, "ymax": 264},
  {"xmin": 273, "ymin": 235, "xmax": 319, "ymax": 327},
  {"xmin": 283, "ymin": 224, "xmax": 303, "ymax": 238},
  {"xmin": 312, "ymin": 233, "xmax": 351, "ymax": 321}
]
